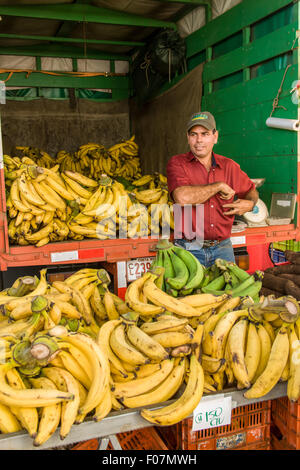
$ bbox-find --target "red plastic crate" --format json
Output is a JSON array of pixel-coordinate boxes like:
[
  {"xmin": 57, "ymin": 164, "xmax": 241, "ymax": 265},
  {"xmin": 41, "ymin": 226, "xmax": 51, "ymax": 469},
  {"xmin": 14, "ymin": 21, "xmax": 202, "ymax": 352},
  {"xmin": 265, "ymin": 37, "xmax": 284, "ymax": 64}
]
[
  {"xmin": 107, "ymin": 427, "xmax": 169, "ymax": 450},
  {"xmin": 271, "ymin": 397, "xmax": 300, "ymax": 449},
  {"xmin": 271, "ymin": 425, "xmax": 295, "ymax": 451},
  {"xmin": 174, "ymin": 401, "xmax": 271, "ymax": 450},
  {"xmin": 71, "ymin": 439, "xmax": 100, "ymax": 450},
  {"xmin": 71, "ymin": 427, "xmax": 168, "ymax": 451}
]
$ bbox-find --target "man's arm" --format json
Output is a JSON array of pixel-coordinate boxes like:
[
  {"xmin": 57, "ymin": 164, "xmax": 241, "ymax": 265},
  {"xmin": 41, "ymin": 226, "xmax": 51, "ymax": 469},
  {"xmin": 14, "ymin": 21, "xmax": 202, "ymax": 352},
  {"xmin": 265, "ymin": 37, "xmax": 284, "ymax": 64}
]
[
  {"xmin": 222, "ymin": 188, "xmax": 259, "ymax": 216},
  {"xmin": 172, "ymin": 181, "xmax": 235, "ymax": 205}
]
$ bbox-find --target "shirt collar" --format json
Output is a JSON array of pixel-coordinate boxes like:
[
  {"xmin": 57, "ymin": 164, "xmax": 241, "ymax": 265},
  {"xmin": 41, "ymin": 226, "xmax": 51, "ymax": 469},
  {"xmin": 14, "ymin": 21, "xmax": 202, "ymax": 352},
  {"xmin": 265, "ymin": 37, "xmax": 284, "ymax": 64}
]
[{"xmin": 187, "ymin": 151, "xmax": 222, "ymax": 168}]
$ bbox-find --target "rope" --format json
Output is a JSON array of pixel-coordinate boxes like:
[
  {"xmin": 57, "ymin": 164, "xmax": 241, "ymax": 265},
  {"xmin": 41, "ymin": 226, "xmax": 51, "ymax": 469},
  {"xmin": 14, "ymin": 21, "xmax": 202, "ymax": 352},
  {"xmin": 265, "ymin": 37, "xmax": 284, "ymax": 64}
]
[
  {"xmin": 269, "ymin": 34, "xmax": 299, "ymax": 117},
  {"xmin": 139, "ymin": 52, "xmax": 152, "ymax": 88},
  {"xmin": 270, "ymin": 63, "xmax": 291, "ymax": 117},
  {"xmin": 0, "ymin": 69, "xmax": 126, "ymax": 83}
]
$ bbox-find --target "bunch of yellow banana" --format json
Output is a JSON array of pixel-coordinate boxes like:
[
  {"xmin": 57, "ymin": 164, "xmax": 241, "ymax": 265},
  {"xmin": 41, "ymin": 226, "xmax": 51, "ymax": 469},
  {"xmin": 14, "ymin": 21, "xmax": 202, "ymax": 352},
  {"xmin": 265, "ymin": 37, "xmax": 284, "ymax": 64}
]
[
  {"xmin": 198, "ymin": 294, "xmax": 300, "ymax": 400},
  {"xmin": 97, "ymin": 314, "xmax": 204, "ymax": 425},
  {"xmin": 5, "ymin": 162, "xmax": 99, "ymax": 247},
  {"xmin": 56, "ymin": 150, "xmax": 82, "ymax": 173},
  {"xmin": 0, "ymin": 329, "xmax": 111, "ymax": 446},
  {"xmin": 14, "ymin": 146, "xmax": 55, "ymax": 169},
  {"xmin": 55, "ymin": 138, "xmax": 142, "ymax": 182},
  {"xmin": 130, "ymin": 181, "xmax": 174, "ymax": 236}
]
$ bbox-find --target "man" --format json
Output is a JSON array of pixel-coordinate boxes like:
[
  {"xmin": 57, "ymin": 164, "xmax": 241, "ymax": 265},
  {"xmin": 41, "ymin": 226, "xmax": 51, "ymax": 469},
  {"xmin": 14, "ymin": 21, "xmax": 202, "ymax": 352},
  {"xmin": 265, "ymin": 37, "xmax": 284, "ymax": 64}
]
[{"xmin": 166, "ymin": 111, "xmax": 259, "ymax": 266}]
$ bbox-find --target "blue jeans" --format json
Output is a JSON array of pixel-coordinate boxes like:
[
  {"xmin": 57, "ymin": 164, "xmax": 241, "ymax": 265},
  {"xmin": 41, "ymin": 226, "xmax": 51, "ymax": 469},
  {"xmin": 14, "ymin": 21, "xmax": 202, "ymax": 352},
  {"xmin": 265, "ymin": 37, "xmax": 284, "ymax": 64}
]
[{"xmin": 174, "ymin": 238, "xmax": 235, "ymax": 267}]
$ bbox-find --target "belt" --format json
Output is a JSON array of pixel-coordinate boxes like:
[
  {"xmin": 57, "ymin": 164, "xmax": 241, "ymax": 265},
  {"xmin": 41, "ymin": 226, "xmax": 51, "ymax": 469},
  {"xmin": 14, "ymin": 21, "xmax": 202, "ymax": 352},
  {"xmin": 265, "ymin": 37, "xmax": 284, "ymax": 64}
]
[{"xmin": 182, "ymin": 238, "xmax": 221, "ymax": 247}]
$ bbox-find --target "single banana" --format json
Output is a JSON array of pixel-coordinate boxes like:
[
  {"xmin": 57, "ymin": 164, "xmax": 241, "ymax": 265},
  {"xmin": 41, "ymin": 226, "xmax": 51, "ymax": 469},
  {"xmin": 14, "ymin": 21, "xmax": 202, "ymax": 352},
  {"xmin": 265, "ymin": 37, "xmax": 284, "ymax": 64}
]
[
  {"xmin": 179, "ymin": 292, "xmax": 228, "ymax": 307},
  {"xmin": 126, "ymin": 324, "xmax": 169, "ymax": 362},
  {"xmin": 227, "ymin": 318, "xmax": 251, "ymax": 389},
  {"xmin": 103, "ymin": 290, "xmax": 120, "ymax": 320},
  {"xmin": 93, "ymin": 384, "xmax": 112, "ymax": 422},
  {"xmin": 287, "ymin": 325, "xmax": 300, "ymax": 402},
  {"xmin": 6, "ymin": 367, "xmax": 39, "ymax": 438},
  {"xmin": 59, "ymin": 350, "xmax": 92, "ymax": 389},
  {"xmin": 140, "ymin": 316, "xmax": 189, "ymax": 335},
  {"xmin": 142, "ymin": 275, "xmax": 201, "ymax": 317},
  {"xmin": 0, "ymin": 363, "xmax": 73, "ymax": 408},
  {"xmin": 140, "ymin": 354, "xmax": 204, "ymax": 426},
  {"xmin": 252, "ymin": 323, "xmax": 272, "ymax": 382},
  {"xmin": 244, "ymin": 322, "xmax": 261, "ymax": 383},
  {"xmin": 110, "ymin": 323, "xmax": 150, "ymax": 366},
  {"xmin": 29, "ymin": 376, "xmax": 61, "ymax": 447},
  {"xmin": 211, "ymin": 310, "xmax": 248, "ymax": 359},
  {"xmin": 112, "ymin": 358, "xmax": 174, "ymax": 399},
  {"xmin": 61, "ymin": 333, "xmax": 110, "ymax": 422},
  {"xmin": 125, "ymin": 273, "xmax": 165, "ymax": 316},
  {"xmin": 201, "ymin": 355, "xmax": 226, "ymax": 375},
  {"xmin": 244, "ymin": 326, "xmax": 290, "ymax": 399},
  {"xmin": 51, "ymin": 367, "xmax": 80, "ymax": 440},
  {"xmin": 122, "ymin": 358, "xmax": 186, "ymax": 408},
  {"xmin": 0, "ymin": 403, "xmax": 22, "ymax": 434},
  {"xmin": 63, "ymin": 170, "xmax": 98, "ymax": 188},
  {"xmin": 97, "ymin": 319, "xmax": 128, "ymax": 378},
  {"xmin": 150, "ymin": 329, "xmax": 194, "ymax": 348}
]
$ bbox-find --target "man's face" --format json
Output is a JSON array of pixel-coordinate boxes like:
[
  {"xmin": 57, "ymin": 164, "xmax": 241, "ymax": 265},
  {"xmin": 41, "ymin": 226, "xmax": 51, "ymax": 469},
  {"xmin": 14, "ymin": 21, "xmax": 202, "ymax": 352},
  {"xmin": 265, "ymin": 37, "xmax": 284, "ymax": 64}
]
[{"xmin": 187, "ymin": 125, "xmax": 218, "ymax": 159}]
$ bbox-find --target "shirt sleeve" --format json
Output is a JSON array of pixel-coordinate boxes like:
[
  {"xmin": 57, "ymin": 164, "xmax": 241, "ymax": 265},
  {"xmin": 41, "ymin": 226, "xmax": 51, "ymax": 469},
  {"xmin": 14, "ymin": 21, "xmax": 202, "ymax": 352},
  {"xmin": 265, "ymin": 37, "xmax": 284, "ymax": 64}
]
[
  {"xmin": 234, "ymin": 165, "xmax": 256, "ymax": 199},
  {"xmin": 166, "ymin": 155, "xmax": 191, "ymax": 198}
]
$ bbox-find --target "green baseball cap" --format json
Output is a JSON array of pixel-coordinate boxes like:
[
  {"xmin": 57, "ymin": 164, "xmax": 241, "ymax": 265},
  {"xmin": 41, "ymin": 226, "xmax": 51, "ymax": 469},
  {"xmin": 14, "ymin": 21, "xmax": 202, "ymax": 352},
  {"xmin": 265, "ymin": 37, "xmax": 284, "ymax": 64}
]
[{"xmin": 187, "ymin": 111, "xmax": 216, "ymax": 132}]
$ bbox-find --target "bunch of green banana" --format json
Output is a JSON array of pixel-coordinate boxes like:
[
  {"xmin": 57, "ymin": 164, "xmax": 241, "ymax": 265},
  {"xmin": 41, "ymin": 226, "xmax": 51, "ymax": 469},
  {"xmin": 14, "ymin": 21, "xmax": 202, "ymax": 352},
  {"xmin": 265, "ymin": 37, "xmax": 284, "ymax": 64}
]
[
  {"xmin": 150, "ymin": 239, "xmax": 205, "ymax": 298},
  {"xmin": 195, "ymin": 258, "xmax": 264, "ymax": 303}
]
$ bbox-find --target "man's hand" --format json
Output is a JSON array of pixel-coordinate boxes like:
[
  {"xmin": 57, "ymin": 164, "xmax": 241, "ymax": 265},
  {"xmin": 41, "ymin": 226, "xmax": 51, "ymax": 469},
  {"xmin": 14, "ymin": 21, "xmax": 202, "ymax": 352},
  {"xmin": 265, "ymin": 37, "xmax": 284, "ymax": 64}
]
[
  {"xmin": 217, "ymin": 182, "xmax": 235, "ymax": 200},
  {"xmin": 222, "ymin": 198, "xmax": 255, "ymax": 216}
]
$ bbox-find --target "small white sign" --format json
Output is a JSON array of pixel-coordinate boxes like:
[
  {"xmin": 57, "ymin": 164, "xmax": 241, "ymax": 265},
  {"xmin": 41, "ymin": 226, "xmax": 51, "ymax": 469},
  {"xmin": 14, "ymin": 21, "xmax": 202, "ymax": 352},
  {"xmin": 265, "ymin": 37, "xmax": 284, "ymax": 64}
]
[
  {"xmin": 51, "ymin": 250, "xmax": 79, "ymax": 263},
  {"xmin": 126, "ymin": 257, "xmax": 154, "ymax": 281},
  {"xmin": 230, "ymin": 236, "xmax": 246, "ymax": 246},
  {"xmin": 277, "ymin": 200, "xmax": 291, "ymax": 207},
  {"xmin": 192, "ymin": 395, "xmax": 232, "ymax": 431}
]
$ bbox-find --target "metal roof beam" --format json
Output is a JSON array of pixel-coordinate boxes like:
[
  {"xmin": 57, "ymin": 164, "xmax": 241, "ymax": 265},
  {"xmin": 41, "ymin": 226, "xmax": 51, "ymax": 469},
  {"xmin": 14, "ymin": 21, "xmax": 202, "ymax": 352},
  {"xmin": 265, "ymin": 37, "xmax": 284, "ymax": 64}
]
[
  {"xmin": 154, "ymin": 0, "xmax": 209, "ymax": 4},
  {"xmin": 0, "ymin": 33, "xmax": 145, "ymax": 48},
  {"xmin": 0, "ymin": 4, "xmax": 177, "ymax": 29},
  {"xmin": 0, "ymin": 44, "xmax": 129, "ymax": 61}
]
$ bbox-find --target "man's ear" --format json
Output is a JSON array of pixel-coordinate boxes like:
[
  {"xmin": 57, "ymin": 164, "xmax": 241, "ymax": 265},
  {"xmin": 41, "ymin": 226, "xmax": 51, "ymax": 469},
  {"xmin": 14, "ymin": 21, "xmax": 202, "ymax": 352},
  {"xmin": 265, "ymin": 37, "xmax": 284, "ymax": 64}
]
[{"xmin": 214, "ymin": 130, "xmax": 219, "ymax": 144}]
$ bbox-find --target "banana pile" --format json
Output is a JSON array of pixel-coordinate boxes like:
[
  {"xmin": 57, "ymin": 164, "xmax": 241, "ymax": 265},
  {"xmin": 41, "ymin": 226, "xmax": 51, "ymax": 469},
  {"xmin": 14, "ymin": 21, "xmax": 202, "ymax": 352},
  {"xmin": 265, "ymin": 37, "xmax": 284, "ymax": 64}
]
[
  {"xmin": 12, "ymin": 137, "xmax": 142, "ymax": 182},
  {"xmin": 4, "ymin": 157, "xmax": 173, "ymax": 246},
  {"xmin": 1, "ymin": 262, "xmax": 299, "ymax": 446},
  {"xmin": 200, "ymin": 295, "xmax": 300, "ymax": 402}
]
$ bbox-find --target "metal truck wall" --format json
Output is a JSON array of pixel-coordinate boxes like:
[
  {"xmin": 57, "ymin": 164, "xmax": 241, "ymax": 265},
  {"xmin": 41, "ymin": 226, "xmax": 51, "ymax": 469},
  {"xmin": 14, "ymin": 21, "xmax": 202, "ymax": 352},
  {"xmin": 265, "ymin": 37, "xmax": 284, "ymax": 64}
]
[
  {"xmin": 2, "ymin": 98, "xmax": 130, "ymax": 156},
  {"xmin": 185, "ymin": 0, "xmax": 298, "ymax": 211},
  {"xmin": 129, "ymin": 62, "xmax": 203, "ymax": 175}
]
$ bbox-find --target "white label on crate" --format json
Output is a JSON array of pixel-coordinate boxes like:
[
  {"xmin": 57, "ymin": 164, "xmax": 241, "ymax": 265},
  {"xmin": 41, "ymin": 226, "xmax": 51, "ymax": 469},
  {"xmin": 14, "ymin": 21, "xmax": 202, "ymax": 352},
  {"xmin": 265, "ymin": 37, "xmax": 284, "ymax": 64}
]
[
  {"xmin": 277, "ymin": 200, "xmax": 291, "ymax": 207},
  {"xmin": 117, "ymin": 261, "xmax": 127, "ymax": 288},
  {"xmin": 51, "ymin": 250, "xmax": 79, "ymax": 263},
  {"xmin": 192, "ymin": 395, "xmax": 232, "ymax": 431},
  {"xmin": 126, "ymin": 257, "xmax": 153, "ymax": 281},
  {"xmin": 230, "ymin": 236, "xmax": 246, "ymax": 246}
]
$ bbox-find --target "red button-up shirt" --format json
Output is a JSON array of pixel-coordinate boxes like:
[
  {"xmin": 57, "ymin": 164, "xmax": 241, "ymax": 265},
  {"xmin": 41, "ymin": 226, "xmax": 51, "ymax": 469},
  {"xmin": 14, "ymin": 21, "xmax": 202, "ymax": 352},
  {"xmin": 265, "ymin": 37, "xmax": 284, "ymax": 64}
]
[{"xmin": 166, "ymin": 151, "xmax": 255, "ymax": 241}]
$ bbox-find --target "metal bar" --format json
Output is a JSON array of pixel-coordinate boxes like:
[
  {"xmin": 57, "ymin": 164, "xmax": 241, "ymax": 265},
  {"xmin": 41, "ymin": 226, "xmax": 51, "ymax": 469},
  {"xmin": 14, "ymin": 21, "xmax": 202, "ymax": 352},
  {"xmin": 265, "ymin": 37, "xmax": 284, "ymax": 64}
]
[
  {"xmin": 156, "ymin": 0, "xmax": 209, "ymax": 4},
  {"xmin": 0, "ymin": 71, "xmax": 129, "ymax": 90},
  {"xmin": 0, "ymin": 384, "xmax": 288, "ymax": 450},
  {"xmin": 0, "ymin": 4, "xmax": 177, "ymax": 30},
  {"xmin": 0, "ymin": 45, "xmax": 129, "ymax": 61},
  {"xmin": 0, "ymin": 33, "xmax": 145, "ymax": 48}
]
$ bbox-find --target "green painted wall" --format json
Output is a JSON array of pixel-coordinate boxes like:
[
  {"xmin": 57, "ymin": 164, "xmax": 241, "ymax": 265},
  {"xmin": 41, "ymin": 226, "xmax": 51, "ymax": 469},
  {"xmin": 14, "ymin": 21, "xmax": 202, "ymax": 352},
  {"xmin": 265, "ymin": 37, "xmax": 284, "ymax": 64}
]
[{"xmin": 185, "ymin": 0, "xmax": 298, "ymax": 213}]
